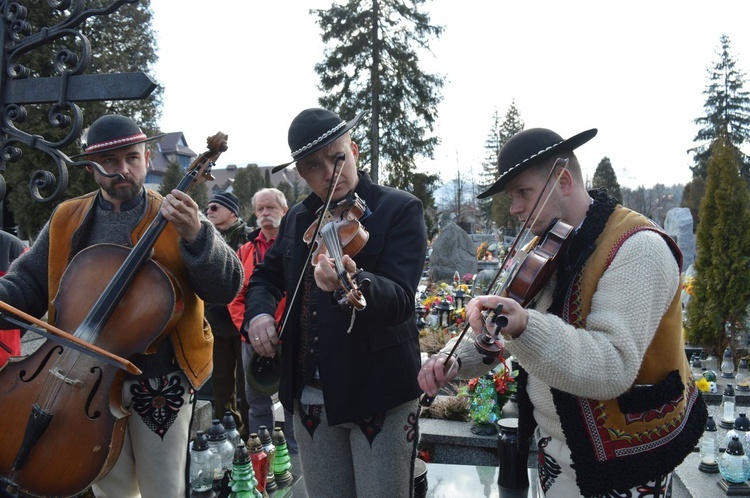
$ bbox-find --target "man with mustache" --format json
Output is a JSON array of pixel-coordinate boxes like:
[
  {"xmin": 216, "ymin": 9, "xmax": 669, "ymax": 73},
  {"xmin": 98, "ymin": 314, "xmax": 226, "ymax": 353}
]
[
  {"xmin": 243, "ymin": 108, "xmax": 427, "ymax": 497},
  {"xmin": 228, "ymin": 188, "xmax": 296, "ymax": 451},
  {"xmin": 0, "ymin": 114, "xmax": 243, "ymax": 497}
]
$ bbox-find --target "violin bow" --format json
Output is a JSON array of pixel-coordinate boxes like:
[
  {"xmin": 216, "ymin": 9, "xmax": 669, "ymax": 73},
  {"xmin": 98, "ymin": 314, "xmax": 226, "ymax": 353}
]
[
  {"xmin": 0, "ymin": 300, "xmax": 140, "ymax": 374},
  {"xmin": 275, "ymin": 153, "xmax": 346, "ymax": 340}
]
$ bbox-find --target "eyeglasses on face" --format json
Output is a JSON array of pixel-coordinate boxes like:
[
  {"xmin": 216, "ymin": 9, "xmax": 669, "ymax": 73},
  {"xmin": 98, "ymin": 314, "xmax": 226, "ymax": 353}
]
[{"xmin": 206, "ymin": 204, "xmax": 220, "ymax": 212}]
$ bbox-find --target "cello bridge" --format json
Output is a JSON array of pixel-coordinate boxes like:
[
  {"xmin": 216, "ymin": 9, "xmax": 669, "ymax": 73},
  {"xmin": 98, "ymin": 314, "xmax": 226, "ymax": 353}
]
[{"xmin": 50, "ymin": 367, "xmax": 83, "ymax": 387}]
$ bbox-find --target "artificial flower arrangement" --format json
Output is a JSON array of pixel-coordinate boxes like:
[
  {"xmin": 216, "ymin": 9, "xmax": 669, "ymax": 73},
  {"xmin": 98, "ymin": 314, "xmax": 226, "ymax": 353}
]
[{"xmin": 458, "ymin": 358, "xmax": 518, "ymax": 427}]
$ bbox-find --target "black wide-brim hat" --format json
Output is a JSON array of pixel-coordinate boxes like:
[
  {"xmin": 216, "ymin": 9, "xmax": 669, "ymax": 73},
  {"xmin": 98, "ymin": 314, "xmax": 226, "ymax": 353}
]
[
  {"xmin": 477, "ymin": 127, "xmax": 597, "ymax": 199},
  {"xmin": 272, "ymin": 108, "xmax": 364, "ymax": 173},
  {"xmin": 71, "ymin": 114, "xmax": 164, "ymax": 158}
]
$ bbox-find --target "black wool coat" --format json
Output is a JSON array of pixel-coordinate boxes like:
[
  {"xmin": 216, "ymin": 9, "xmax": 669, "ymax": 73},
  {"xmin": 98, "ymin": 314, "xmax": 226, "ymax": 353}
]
[{"xmin": 245, "ymin": 172, "xmax": 427, "ymax": 425}]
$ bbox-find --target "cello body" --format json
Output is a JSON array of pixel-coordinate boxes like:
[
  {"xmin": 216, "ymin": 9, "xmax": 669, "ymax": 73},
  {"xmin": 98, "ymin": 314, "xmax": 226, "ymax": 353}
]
[{"xmin": 0, "ymin": 244, "xmax": 183, "ymax": 497}]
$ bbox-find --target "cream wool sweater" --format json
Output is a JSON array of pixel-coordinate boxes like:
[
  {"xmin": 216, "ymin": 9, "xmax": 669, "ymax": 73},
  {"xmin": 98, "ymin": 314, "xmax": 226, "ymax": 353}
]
[{"xmin": 447, "ymin": 229, "xmax": 680, "ymax": 443}]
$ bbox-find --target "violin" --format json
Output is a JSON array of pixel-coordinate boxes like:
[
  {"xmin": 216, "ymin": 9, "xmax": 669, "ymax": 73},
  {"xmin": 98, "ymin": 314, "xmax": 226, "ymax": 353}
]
[
  {"xmin": 303, "ymin": 193, "xmax": 370, "ymax": 310},
  {"xmin": 246, "ymin": 154, "xmax": 371, "ymax": 397},
  {"xmin": 0, "ymin": 132, "xmax": 227, "ymax": 497},
  {"xmin": 472, "ymin": 219, "xmax": 574, "ymax": 359},
  {"xmin": 421, "ymin": 157, "xmax": 574, "ymax": 407}
]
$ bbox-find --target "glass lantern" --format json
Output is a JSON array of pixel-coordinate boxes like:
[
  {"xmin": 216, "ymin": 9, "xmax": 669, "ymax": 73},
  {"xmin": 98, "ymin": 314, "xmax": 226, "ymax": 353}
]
[
  {"xmin": 722, "ymin": 347, "xmax": 736, "ymax": 379},
  {"xmin": 737, "ymin": 358, "xmax": 750, "ymax": 392},
  {"xmin": 723, "ymin": 414, "xmax": 750, "ymax": 452},
  {"xmin": 190, "ymin": 430, "xmax": 221, "ymax": 493},
  {"xmin": 438, "ymin": 298, "xmax": 454, "ymax": 328},
  {"xmin": 718, "ymin": 436, "xmax": 750, "ymax": 483},
  {"xmin": 221, "ymin": 411, "xmax": 241, "ymax": 451},
  {"xmin": 703, "ymin": 352, "xmax": 719, "ymax": 372},
  {"xmin": 691, "ymin": 354, "xmax": 703, "ymax": 381},
  {"xmin": 720, "ymin": 384, "xmax": 737, "ymax": 430},
  {"xmin": 428, "ymin": 307, "xmax": 439, "ymax": 328},
  {"xmin": 454, "ymin": 288, "xmax": 466, "ymax": 310},
  {"xmin": 415, "ymin": 301, "xmax": 426, "ymax": 329},
  {"xmin": 206, "ymin": 419, "xmax": 235, "ymax": 481},
  {"xmin": 699, "ymin": 416, "xmax": 719, "ymax": 473}
]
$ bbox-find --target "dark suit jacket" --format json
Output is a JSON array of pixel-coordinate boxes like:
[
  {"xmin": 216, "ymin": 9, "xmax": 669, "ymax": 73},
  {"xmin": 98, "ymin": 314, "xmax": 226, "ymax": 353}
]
[{"xmin": 245, "ymin": 172, "xmax": 427, "ymax": 425}]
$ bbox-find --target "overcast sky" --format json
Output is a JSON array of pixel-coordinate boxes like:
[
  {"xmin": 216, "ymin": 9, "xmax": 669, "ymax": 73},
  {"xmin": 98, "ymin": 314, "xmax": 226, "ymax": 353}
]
[{"xmin": 151, "ymin": 0, "xmax": 750, "ymax": 190}]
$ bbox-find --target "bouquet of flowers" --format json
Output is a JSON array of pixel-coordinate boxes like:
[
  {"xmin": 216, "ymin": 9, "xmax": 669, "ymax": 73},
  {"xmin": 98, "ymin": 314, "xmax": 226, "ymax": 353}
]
[{"xmin": 458, "ymin": 359, "xmax": 517, "ymax": 426}]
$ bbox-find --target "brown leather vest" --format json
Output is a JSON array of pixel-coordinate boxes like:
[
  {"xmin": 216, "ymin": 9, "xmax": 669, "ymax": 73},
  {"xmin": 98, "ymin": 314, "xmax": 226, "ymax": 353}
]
[{"xmin": 47, "ymin": 190, "xmax": 213, "ymax": 389}]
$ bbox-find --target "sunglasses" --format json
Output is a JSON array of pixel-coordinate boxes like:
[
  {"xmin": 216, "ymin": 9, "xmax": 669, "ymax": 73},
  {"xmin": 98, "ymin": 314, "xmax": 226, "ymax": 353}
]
[{"xmin": 206, "ymin": 205, "xmax": 220, "ymax": 212}]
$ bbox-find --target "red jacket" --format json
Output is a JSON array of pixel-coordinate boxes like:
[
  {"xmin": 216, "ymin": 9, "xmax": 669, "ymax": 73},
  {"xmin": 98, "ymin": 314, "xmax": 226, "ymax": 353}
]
[
  {"xmin": 229, "ymin": 228, "xmax": 285, "ymax": 340},
  {"xmin": 0, "ymin": 233, "xmax": 28, "ymax": 366}
]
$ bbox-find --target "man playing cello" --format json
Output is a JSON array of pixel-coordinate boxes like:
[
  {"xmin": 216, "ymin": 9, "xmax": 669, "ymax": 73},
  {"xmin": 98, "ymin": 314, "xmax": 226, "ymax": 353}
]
[{"xmin": 0, "ymin": 114, "xmax": 242, "ymax": 497}]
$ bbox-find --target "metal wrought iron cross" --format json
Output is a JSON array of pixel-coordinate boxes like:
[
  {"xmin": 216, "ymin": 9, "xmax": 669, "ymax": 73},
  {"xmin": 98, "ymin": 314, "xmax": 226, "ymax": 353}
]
[{"xmin": 0, "ymin": 0, "xmax": 156, "ymax": 202}]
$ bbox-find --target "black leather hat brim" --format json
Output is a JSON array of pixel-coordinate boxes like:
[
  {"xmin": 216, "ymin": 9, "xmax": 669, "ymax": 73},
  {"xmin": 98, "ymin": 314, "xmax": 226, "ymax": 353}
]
[
  {"xmin": 272, "ymin": 112, "xmax": 364, "ymax": 174},
  {"xmin": 477, "ymin": 128, "xmax": 597, "ymax": 199}
]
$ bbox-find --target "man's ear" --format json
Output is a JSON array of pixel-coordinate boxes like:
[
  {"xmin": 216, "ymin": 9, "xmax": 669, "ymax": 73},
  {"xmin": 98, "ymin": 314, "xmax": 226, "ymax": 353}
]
[
  {"xmin": 557, "ymin": 167, "xmax": 574, "ymax": 195},
  {"xmin": 85, "ymin": 164, "xmax": 94, "ymax": 174},
  {"xmin": 351, "ymin": 140, "xmax": 359, "ymax": 161}
]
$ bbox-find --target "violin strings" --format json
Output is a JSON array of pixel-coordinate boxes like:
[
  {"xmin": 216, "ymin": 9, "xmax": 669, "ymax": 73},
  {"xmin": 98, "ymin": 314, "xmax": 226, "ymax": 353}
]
[
  {"xmin": 276, "ymin": 154, "xmax": 347, "ymax": 340},
  {"xmin": 321, "ymin": 224, "xmax": 349, "ymax": 286}
]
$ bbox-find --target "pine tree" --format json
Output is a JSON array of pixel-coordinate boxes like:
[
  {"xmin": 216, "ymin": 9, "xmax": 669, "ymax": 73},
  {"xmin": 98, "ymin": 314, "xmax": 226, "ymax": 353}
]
[
  {"xmin": 158, "ymin": 162, "xmax": 185, "ymax": 197},
  {"xmin": 232, "ymin": 165, "xmax": 264, "ymax": 221},
  {"xmin": 692, "ymin": 34, "xmax": 750, "ymax": 182},
  {"xmin": 680, "ymin": 178, "xmax": 707, "ymax": 229},
  {"xmin": 410, "ymin": 171, "xmax": 440, "ymax": 239},
  {"xmin": 591, "ymin": 157, "xmax": 622, "ymax": 202},
  {"xmin": 481, "ymin": 101, "xmax": 524, "ymax": 236},
  {"xmin": 685, "ymin": 134, "xmax": 750, "ymax": 356},
  {"xmin": 276, "ymin": 180, "xmax": 294, "ymax": 209},
  {"xmin": 312, "ymin": 0, "xmax": 444, "ymax": 187}
]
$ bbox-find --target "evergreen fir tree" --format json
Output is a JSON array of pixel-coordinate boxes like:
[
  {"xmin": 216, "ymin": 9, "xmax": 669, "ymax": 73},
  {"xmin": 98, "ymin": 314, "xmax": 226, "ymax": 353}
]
[
  {"xmin": 685, "ymin": 134, "xmax": 750, "ymax": 356},
  {"xmin": 591, "ymin": 157, "xmax": 622, "ymax": 202},
  {"xmin": 232, "ymin": 165, "xmax": 264, "ymax": 221},
  {"xmin": 480, "ymin": 101, "xmax": 524, "ymax": 235},
  {"xmin": 692, "ymin": 34, "xmax": 750, "ymax": 182},
  {"xmin": 158, "ymin": 162, "xmax": 184, "ymax": 197},
  {"xmin": 276, "ymin": 180, "xmax": 294, "ymax": 209},
  {"xmin": 312, "ymin": 0, "xmax": 444, "ymax": 187}
]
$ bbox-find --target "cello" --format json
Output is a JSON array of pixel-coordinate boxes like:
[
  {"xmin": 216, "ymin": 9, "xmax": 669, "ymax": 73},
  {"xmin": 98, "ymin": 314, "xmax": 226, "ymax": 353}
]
[{"xmin": 0, "ymin": 132, "xmax": 227, "ymax": 497}]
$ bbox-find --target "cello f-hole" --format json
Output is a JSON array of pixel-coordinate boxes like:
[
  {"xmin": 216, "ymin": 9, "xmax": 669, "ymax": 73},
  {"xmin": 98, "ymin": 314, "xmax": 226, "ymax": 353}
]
[
  {"xmin": 85, "ymin": 366, "xmax": 103, "ymax": 419},
  {"xmin": 19, "ymin": 346, "xmax": 63, "ymax": 382}
]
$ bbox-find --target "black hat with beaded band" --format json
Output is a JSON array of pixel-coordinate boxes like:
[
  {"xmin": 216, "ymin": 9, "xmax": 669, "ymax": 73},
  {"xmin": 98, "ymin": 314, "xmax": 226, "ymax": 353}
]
[
  {"xmin": 71, "ymin": 114, "xmax": 165, "ymax": 158},
  {"xmin": 272, "ymin": 108, "xmax": 365, "ymax": 173},
  {"xmin": 477, "ymin": 127, "xmax": 598, "ymax": 199}
]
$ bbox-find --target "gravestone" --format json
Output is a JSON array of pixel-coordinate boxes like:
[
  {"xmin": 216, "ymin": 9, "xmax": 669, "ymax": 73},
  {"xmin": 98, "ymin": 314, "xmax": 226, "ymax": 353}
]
[
  {"xmin": 429, "ymin": 222, "xmax": 477, "ymax": 283},
  {"xmin": 664, "ymin": 207, "xmax": 696, "ymax": 269}
]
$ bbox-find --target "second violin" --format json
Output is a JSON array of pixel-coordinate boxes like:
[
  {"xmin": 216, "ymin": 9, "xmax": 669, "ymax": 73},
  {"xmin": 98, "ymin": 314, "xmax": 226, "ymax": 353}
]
[{"xmin": 304, "ymin": 193, "xmax": 370, "ymax": 310}]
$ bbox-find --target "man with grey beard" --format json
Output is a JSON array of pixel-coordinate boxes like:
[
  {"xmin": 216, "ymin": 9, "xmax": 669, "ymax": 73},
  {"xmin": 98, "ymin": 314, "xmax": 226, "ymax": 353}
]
[{"xmin": 228, "ymin": 188, "xmax": 297, "ymax": 451}]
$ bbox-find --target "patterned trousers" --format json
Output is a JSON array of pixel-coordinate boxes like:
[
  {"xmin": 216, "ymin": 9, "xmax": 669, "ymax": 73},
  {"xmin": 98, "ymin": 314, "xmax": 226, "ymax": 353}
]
[
  {"xmin": 92, "ymin": 369, "xmax": 194, "ymax": 498},
  {"xmin": 294, "ymin": 396, "xmax": 420, "ymax": 498},
  {"xmin": 535, "ymin": 426, "xmax": 672, "ymax": 498}
]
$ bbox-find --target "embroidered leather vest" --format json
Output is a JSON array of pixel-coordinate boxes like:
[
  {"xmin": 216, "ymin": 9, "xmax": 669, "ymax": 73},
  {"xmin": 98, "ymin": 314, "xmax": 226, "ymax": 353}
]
[
  {"xmin": 47, "ymin": 190, "xmax": 213, "ymax": 389},
  {"xmin": 550, "ymin": 206, "xmax": 707, "ymax": 496}
]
